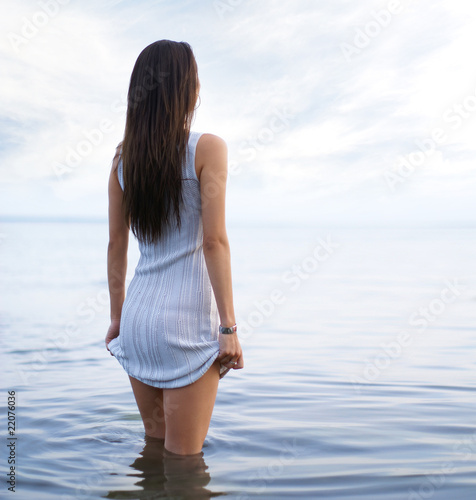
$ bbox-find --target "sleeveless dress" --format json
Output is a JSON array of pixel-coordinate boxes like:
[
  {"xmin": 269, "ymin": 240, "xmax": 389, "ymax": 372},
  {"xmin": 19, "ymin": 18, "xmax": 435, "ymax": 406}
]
[{"xmin": 107, "ymin": 131, "xmax": 231, "ymax": 388}]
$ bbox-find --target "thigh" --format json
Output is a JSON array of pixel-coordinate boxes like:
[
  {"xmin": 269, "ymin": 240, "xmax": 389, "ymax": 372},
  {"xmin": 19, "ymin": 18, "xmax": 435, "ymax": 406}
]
[
  {"xmin": 163, "ymin": 359, "xmax": 221, "ymax": 455},
  {"xmin": 129, "ymin": 376, "xmax": 165, "ymax": 439}
]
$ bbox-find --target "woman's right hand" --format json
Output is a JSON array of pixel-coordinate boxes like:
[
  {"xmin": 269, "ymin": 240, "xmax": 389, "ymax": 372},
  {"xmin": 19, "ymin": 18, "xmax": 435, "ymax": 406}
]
[
  {"xmin": 217, "ymin": 333, "xmax": 244, "ymax": 369},
  {"xmin": 105, "ymin": 319, "xmax": 121, "ymax": 356}
]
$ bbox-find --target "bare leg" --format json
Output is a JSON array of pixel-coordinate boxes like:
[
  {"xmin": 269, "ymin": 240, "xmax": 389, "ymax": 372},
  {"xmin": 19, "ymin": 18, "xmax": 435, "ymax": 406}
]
[
  {"xmin": 163, "ymin": 359, "xmax": 221, "ymax": 455},
  {"xmin": 129, "ymin": 376, "xmax": 166, "ymax": 439}
]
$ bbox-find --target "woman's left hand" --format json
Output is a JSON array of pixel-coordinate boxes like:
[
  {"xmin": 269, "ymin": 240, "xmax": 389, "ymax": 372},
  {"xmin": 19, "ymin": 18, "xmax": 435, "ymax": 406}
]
[
  {"xmin": 105, "ymin": 319, "xmax": 121, "ymax": 356},
  {"xmin": 217, "ymin": 332, "xmax": 244, "ymax": 369}
]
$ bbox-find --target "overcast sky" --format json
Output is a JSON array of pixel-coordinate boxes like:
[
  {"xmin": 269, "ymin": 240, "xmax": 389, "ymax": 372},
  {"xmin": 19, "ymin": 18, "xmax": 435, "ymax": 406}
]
[{"xmin": 1, "ymin": 0, "xmax": 475, "ymax": 225}]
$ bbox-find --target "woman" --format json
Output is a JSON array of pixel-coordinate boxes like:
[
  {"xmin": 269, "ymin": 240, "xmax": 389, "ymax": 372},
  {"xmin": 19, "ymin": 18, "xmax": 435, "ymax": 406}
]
[{"xmin": 105, "ymin": 40, "xmax": 243, "ymax": 456}]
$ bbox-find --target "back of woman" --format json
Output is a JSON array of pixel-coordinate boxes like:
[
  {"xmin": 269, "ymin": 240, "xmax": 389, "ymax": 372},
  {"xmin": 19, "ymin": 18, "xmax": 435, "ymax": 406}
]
[
  {"xmin": 110, "ymin": 131, "xmax": 227, "ymax": 387},
  {"xmin": 105, "ymin": 40, "xmax": 243, "ymax": 456}
]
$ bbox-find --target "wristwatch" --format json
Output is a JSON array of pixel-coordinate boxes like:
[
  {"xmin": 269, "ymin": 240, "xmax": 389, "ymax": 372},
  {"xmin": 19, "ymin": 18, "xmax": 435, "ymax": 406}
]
[{"xmin": 219, "ymin": 324, "xmax": 237, "ymax": 334}]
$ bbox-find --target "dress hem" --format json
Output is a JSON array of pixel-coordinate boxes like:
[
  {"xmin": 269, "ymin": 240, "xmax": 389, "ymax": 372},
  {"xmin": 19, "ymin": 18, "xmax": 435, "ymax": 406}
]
[{"xmin": 107, "ymin": 338, "xmax": 230, "ymax": 389}]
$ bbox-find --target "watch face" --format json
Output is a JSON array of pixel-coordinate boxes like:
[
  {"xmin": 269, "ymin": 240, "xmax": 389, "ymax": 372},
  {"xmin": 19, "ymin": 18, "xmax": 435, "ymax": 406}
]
[{"xmin": 220, "ymin": 325, "xmax": 237, "ymax": 334}]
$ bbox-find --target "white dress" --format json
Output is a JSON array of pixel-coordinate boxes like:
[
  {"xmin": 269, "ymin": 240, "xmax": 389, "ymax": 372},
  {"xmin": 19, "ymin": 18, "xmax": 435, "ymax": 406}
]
[{"xmin": 108, "ymin": 131, "xmax": 230, "ymax": 388}]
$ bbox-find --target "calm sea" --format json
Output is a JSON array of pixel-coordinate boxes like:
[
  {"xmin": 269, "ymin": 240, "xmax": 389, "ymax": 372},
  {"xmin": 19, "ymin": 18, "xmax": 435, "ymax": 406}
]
[{"xmin": 1, "ymin": 220, "xmax": 475, "ymax": 499}]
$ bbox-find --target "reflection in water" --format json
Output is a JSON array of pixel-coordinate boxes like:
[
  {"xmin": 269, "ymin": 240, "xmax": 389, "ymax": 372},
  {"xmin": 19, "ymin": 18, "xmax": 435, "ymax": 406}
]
[{"xmin": 105, "ymin": 435, "xmax": 224, "ymax": 499}]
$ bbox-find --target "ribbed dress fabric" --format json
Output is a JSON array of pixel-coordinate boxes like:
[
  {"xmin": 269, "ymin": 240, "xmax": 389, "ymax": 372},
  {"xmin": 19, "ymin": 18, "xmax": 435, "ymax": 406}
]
[{"xmin": 108, "ymin": 131, "xmax": 230, "ymax": 388}]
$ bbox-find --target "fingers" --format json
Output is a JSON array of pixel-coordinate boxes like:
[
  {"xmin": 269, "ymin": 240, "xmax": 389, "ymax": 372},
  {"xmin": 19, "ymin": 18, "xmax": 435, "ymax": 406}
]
[
  {"xmin": 218, "ymin": 334, "xmax": 243, "ymax": 369},
  {"xmin": 218, "ymin": 353, "xmax": 243, "ymax": 369},
  {"xmin": 218, "ymin": 352, "xmax": 239, "ymax": 364},
  {"xmin": 105, "ymin": 341, "xmax": 115, "ymax": 356},
  {"xmin": 234, "ymin": 355, "xmax": 244, "ymax": 369},
  {"xmin": 218, "ymin": 356, "xmax": 236, "ymax": 367}
]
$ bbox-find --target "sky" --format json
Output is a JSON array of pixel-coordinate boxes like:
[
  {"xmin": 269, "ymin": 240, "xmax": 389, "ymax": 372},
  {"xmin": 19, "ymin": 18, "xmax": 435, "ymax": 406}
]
[{"xmin": 0, "ymin": 0, "xmax": 475, "ymax": 226}]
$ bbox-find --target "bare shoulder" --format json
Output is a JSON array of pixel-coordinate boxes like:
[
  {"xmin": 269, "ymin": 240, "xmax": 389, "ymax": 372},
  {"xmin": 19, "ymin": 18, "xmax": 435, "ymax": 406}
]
[
  {"xmin": 197, "ymin": 133, "xmax": 227, "ymax": 154},
  {"xmin": 195, "ymin": 133, "xmax": 227, "ymax": 180},
  {"xmin": 111, "ymin": 142, "xmax": 123, "ymax": 173}
]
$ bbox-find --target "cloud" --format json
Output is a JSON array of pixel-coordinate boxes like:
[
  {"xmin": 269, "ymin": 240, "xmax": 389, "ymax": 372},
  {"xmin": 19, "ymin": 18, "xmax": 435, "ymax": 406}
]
[{"xmin": 0, "ymin": 0, "xmax": 475, "ymax": 225}]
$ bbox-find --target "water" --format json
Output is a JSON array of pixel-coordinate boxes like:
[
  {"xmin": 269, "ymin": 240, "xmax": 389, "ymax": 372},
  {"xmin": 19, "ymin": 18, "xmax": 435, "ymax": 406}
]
[{"xmin": 1, "ymin": 220, "xmax": 476, "ymax": 499}]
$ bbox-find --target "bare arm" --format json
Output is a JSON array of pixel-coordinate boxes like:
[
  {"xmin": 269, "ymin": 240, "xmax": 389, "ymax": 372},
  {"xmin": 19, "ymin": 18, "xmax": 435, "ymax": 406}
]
[
  {"xmin": 106, "ymin": 147, "xmax": 129, "ymax": 351},
  {"xmin": 197, "ymin": 134, "xmax": 235, "ymax": 326},
  {"xmin": 196, "ymin": 134, "xmax": 243, "ymax": 369}
]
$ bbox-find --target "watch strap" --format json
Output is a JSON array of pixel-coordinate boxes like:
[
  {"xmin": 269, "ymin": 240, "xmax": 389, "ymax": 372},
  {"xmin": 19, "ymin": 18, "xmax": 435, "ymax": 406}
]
[{"xmin": 219, "ymin": 324, "xmax": 237, "ymax": 334}]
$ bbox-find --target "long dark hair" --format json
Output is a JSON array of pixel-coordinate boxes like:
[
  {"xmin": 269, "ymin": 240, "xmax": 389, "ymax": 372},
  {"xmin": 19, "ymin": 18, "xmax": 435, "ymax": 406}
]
[{"xmin": 119, "ymin": 40, "xmax": 199, "ymax": 243}]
